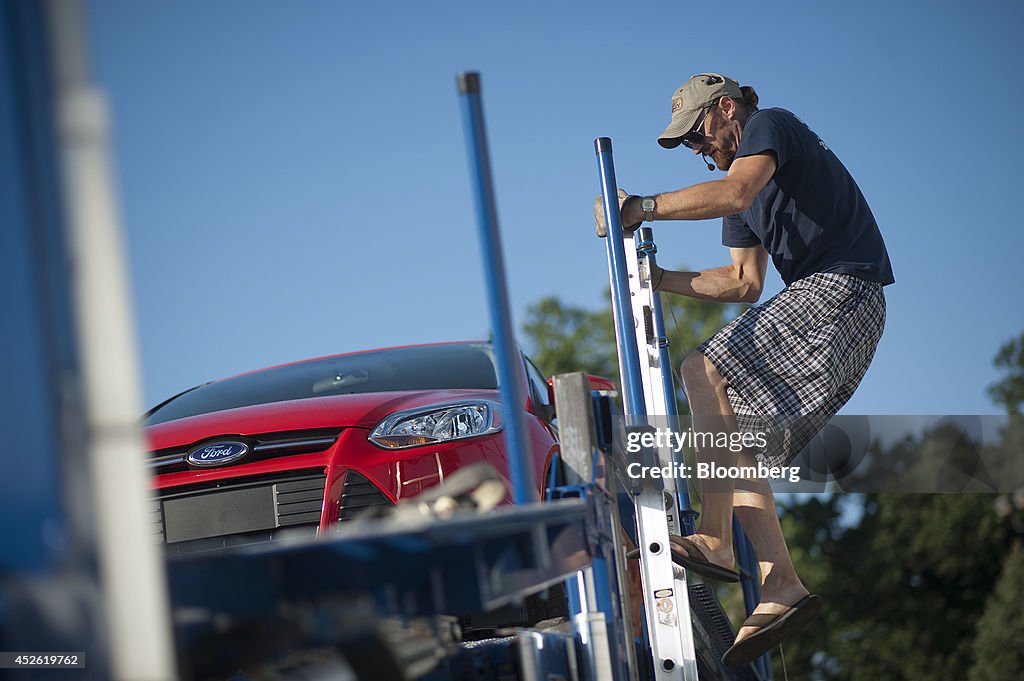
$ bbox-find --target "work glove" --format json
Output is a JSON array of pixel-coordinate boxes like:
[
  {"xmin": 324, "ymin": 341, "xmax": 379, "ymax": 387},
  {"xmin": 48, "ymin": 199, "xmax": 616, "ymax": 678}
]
[{"xmin": 594, "ymin": 188, "xmax": 642, "ymax": 238}]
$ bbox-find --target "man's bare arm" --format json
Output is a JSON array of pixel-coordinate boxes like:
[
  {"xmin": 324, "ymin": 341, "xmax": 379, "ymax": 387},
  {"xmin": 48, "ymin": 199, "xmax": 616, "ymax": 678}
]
[
  {"xmin": 620, "ymin": 152, "xmax": 778, "ymax": 225},
  {"xmin": 655, "ymin": 246, "xmax": 768, "ymax": 303}
]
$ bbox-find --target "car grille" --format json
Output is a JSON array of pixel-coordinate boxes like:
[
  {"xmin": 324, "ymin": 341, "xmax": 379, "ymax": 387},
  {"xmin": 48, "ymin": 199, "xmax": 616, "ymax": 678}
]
[
  {"xmin": 338, "ymin": 470, "xmax": 394, "ymax": 521},
  {"xmin": 147, "ymin": 428, "xmax": 342, "ymax": 474},
  {"xmin": 152, "ymin": 469, "xmax": 326, "ymax": 555}
]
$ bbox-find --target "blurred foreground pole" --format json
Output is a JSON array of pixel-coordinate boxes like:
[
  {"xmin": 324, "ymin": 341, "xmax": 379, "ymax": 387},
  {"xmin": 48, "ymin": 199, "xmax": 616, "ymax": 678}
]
[
  {"xmin": 456, "ymin": 72, "xmax": 536, "ymax": 504},
  {"xmin": 46, "ymin": 1, "xmax": 176, "ymax": 678},
  {"xmin": 1, "ymin": 1, "xmax": 175, "ymax": 677}
]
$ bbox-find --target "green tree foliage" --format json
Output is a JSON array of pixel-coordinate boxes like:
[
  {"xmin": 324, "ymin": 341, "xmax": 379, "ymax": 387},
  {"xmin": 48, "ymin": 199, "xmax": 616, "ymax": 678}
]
[
  {"xmin": 778, "ymin": 492, "xmax": 1018, "ymax": 681},
  {"xmin": 987, "ymin": 332, "xmax": 1024, "ymax": 415},
  {"xmin": 774, "ymin": 331, "xmax": 1024, "ymax": 680},
  {"xmin": 969, "ymin": 541, "xmax": 1024, "ymax": 681},
  {"xmin": 521, "ymin": 296, "xmax": 618, "ymax": 380}
]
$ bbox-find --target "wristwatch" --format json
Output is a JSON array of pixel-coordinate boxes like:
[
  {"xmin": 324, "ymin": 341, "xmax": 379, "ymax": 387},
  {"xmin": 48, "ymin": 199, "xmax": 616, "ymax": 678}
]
[{"xmin": 641, "ymin": 196, "xmax": 657, "ymax": 222}]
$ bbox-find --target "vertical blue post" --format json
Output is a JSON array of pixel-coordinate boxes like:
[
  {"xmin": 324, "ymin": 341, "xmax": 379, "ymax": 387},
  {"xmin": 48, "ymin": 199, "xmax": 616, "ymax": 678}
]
[
  {"xmin": 457, "ymin": 72, "xmax": 536, "ymax": 504},
  {"xmin": 734, "ymin": 516, "xmax": 772, "ymax": 678},
  {"xmin": 594, "ymin": 138, "xmax": 646, "ymax": 421},
  {"xmin": 0, "ymin": 1, "xmax": 108, "ymax": 673},
  {"xmin": 0, "ymin": 0, "xmax": 68, "ymax": 574}
]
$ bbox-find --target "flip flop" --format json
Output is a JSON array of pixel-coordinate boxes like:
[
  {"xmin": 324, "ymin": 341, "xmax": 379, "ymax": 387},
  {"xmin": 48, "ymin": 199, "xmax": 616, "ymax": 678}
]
[
  {"xmin": 627, "ymin": 536, "xmax": 740, "ymax": 583},
  {"xmin": 722, "ymin": 594, "xmax": 823, "ymax": 667},
  {"xmin": 668, "ymin": 535, "xmax": 741, "ymax": 583}
]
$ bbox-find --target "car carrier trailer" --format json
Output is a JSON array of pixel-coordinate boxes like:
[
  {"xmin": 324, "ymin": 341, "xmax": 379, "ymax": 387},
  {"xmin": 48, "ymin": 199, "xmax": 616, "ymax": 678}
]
[{"xmin": 0, "ymin": 3, "xmax": 767, "ymax": 679}]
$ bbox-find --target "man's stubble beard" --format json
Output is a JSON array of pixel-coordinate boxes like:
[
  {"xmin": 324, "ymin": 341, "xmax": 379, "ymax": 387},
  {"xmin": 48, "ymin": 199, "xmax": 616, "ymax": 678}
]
[{"xmin": 712, "ymin": 128, "xmax": 739, "ymax": 171}]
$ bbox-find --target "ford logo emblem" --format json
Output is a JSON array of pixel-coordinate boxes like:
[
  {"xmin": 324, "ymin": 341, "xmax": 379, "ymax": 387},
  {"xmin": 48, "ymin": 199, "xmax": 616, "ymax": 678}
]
[{"xmin": 186, "ymin": 441, "xmax": 249, "ymax": 468}]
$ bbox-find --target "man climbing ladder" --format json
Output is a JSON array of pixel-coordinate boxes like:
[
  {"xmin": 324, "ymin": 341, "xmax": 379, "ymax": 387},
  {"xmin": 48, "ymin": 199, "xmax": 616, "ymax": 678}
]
[{"xmin": 595, "ymin": 72, "xmax": 894, "ymax": 666}]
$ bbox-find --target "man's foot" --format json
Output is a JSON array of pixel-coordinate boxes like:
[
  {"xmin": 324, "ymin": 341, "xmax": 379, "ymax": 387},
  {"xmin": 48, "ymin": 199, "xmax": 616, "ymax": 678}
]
[
  {"xmin": 722, "ymin": 591, "xmax": 821, "ymax": 667},
  {"xmin": 668, "ymin": 534, "xmax": 739, "ymax": 583}
]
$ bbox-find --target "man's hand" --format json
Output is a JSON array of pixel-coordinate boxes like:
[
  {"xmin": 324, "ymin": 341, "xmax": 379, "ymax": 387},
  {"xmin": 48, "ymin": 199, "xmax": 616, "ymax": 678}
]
[
  {"xmin": 594, "ymin": 188, "xmax": 642, "ymax": 238},
  {"xmin": 649, "ymin": 262, "xmax": 665, "ymax": 291}
]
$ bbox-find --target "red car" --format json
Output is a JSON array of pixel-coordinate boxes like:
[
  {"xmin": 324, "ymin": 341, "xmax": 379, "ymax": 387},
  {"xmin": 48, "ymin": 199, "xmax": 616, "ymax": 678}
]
[{"xmin": 144, "ymin": 342, "xmax": 564, "ymax": 554}]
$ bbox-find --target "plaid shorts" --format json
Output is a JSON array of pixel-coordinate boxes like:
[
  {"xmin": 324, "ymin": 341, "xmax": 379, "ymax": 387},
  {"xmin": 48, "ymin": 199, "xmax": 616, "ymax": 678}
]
[{"xmin": 697, "ymin": 272, "xmax": 886, "ymax": 467}]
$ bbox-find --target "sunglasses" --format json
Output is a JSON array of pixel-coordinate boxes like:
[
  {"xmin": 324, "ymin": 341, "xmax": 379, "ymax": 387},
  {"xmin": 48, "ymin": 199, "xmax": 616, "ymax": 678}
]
[{"xmin": 679, "ymin": 106, "xmax": 712, "ymax": 150}]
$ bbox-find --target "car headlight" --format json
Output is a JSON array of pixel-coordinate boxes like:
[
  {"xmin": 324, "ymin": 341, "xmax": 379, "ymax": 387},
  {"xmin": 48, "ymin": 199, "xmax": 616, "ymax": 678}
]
[{"xmin": 368, "ymin": 401, "xmax": 504, "ymax": 449}]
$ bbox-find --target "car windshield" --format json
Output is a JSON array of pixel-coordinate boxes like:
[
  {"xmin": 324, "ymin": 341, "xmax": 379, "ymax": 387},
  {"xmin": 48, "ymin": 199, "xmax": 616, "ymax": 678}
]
[{"xmin": 144, "ymin": 343, "xmax": 498, "ymax": 426}]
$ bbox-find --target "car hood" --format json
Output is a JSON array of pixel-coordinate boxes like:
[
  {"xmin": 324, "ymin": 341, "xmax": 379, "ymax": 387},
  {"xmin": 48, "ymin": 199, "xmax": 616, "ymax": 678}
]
[{"xmin": 145, "ymin": 388, "xmax": 503, "ymax": 451}]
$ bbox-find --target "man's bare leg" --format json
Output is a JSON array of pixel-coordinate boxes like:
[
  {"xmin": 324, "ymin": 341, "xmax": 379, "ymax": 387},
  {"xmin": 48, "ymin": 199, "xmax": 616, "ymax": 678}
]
[
  {"xmin": 731, "ymin": 458, "xmax": 810, "ymax": 641},
  {"xmin": 678, "ymin": 351, "xmax": 741, "ymax": 568},
  {"xmin": 680, "ymin": 352, "xmax": 809, "ymax": 642}
]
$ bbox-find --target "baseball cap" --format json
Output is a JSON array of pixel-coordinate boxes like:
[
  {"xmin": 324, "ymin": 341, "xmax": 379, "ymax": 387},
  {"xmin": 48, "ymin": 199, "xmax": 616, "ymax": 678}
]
[{"xmin": 657, "ymin": 73, "xmax": 742, "ymax": 149}]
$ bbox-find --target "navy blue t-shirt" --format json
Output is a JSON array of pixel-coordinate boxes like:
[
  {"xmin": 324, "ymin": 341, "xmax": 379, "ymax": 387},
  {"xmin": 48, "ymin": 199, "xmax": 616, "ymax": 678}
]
[{"xmin": 723, "ymin": 108, "xmax": 894, "ymax": 287}]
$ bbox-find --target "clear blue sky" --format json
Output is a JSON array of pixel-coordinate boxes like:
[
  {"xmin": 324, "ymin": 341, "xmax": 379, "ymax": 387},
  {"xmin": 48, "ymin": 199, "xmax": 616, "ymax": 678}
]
[{"xmin": 84, "ymin": 0, "xmax": 1023, "ymax": 415}]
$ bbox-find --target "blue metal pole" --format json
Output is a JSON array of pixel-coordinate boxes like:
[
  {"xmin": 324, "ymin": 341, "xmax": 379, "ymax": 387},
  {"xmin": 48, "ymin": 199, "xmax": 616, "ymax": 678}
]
[
  {"xmin": 0, "ymin": 1, "xmax": 109, "ymax": 673},
  {"xmin": 734, "ymin": 515, "xmax": 772, "ymax": 678},
  {"xmin": 457, "ymin": 72, "xmax": 536, "ymax": 505},
  {"xmin": 596, "ymin": 143, "xmax": 661, "ymax": 674},
  {"xmin": 594, "ymin": 138, "xmax": 646, "ymax": 420},
  {"xmin": 0, "ymin": 0, "xmax": 68, "ymax": 574},
  {"xmin": 733, "ymin": 516, "xmax": 760, "ymax": 618}
]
